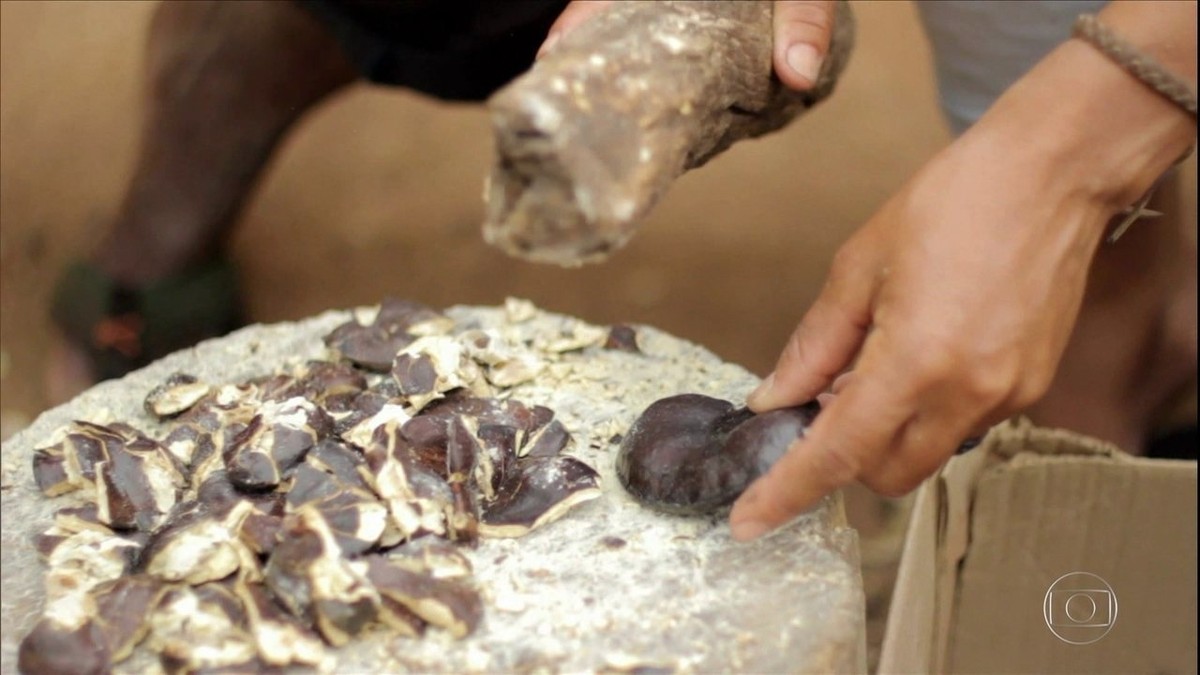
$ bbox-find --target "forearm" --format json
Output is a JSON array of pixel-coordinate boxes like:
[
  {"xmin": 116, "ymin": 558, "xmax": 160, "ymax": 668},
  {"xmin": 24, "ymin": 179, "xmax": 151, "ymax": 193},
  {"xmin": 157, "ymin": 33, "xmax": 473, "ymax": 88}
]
[{"xmin": 962, "ymin": 0, "xmax": 1196, "ymax": 222}]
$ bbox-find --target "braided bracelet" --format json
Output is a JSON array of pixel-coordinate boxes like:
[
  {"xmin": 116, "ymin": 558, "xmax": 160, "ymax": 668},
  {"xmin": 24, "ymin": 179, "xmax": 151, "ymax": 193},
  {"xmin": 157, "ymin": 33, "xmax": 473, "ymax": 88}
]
[
  {"xmin": 1072, "ymin": 15, "xmax": 1197, "ymax": 242},
  {"xmin": 1073, "ymin": 14, "xmax": 1197, "ymax": 118}
]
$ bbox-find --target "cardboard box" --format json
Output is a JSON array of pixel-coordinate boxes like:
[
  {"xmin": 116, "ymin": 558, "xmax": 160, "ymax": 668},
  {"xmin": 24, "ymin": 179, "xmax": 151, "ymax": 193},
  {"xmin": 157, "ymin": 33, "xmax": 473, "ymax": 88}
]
[{"xmin": 879, "ymin": 419, "xmax": 1197, "ymax": 674}]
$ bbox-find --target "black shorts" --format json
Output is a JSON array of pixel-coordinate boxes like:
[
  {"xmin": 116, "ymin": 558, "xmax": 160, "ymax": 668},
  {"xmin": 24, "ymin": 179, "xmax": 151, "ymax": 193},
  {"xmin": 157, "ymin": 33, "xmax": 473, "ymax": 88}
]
[{"xmin": 297, "ymin": 0, "xmax": 569, "ymax": 102}]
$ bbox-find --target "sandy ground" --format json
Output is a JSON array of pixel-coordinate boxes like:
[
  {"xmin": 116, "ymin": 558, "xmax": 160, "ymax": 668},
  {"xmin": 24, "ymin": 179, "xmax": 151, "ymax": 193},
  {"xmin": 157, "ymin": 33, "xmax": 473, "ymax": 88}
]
[{"xmin": 2, "ymin": 1, "xmax": 1193, "ymax": 669}]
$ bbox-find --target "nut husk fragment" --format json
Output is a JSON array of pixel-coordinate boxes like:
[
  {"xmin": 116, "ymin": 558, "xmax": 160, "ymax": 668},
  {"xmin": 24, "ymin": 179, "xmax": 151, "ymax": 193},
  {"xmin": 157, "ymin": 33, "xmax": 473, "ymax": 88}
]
[
  {"xmin": 604, "ymin": 324, "xmax": 641, "ymax": 353},
  {"xmin": 234, "ymin": 580, "xmax": 327, "ymax": 667},
  {"xmin": 360, "ymin": 555, "xmax": 483, "ymax": 638},
  {"xmin": 144, "ymin": 373, "xmax": 211, "ymax": 419},
  {"xmin": 479, "ymin": 456, "xmax": 601, "ymax": 538},
  {"xmin": 262, "ymin": 506, "xmax": 380, "ymax": 646},
  {"xmin": 356, "ymin": 422, "xmax": 470, "ymax": 544},
  {"xmin": 392, "ymin": 336, "xmax": 482, "ymax": 411},
  {"xmin": 145, "ymin": 584, "xmax": 258, "ymax": 672},
  {"xmin": 141, "ymin": 500, "xmax": 256, "ymax": 585},
  {"xmin": 324, "ymin": 298, "xmax": 453, "ymax": 371},
  {"xmin": 43, "ymin": 530, "xmax": 142, "ymax": 602},
  {"xmin": 223, "ymin": 397, "xmax": 331, "ymax": 491},
  {"xmin": 17, "ymin": 616, "xmax": 109, "ymax": 675},
  {"xmin": 18, "ymin": 298, "xmax": 613, "ymax": 671},
  {"xmin": 32, "ymin": 422, "xmax": 136, "ymax": 497},
  {"xmin": 91, "ymin": 575, "xmax": 169, "ymax": 662},
  {"xmin": 95, "ymin": 436, "xmax": 185, "ymax": 532},
  {"xmin": 32, "ymin": 445, "xmax": 76, "ymax": 497}
]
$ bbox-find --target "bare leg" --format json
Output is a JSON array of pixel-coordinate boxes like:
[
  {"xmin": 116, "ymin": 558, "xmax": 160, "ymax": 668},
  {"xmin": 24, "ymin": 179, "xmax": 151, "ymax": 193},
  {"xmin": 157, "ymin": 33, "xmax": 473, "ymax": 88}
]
[
  {"xmin": 95, "ymin": 0, "xmax": 357, "ymax": 284},
  {"xmin": 47, "ymin": 0, "xmax": 357, "ymax": 403},
  {"xmin": 1027, "ymin": 173, "xmax": 1198, "ymax": 453}
]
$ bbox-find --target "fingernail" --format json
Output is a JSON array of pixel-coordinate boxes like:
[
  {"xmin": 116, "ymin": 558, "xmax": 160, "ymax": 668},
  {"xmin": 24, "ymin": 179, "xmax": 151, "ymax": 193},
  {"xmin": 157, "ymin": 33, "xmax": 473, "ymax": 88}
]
[
  {"xmin": 731, "ymin": 519, "xmax": 772, "ymax": 542},
  {"xmin": 785, "ymin": 43, "xmax": 823, "ymax": 86},
  {"xmin": 747, "ymin": 372, "xmax": 775, "ymax": 409},
  {"xmin": 537, "ymin": 32, "xmax": 561, "ymax": 59},
  {"xmin": 817, "ymin": 392, "xmax": 835, "ymax": 408}
]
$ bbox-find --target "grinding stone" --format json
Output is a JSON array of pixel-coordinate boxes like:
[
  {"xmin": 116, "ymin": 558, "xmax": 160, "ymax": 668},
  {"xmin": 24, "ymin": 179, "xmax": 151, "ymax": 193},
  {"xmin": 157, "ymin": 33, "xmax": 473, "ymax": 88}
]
[{"xmin": 1, "ymin": 304, "xmax": 865, "ymax": 673}]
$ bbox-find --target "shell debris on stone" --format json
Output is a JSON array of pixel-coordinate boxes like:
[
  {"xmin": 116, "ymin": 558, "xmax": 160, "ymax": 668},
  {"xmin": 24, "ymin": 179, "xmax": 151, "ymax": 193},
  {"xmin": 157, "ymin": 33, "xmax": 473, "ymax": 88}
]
[{"xmin": 6, "ymin": 297, "xmax": 864, "ymax": 674}]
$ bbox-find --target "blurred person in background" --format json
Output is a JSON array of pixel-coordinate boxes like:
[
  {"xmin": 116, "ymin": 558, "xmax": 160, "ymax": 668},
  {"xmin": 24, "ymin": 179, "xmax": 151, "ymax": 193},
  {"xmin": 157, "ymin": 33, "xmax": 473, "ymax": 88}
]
[{"xmin": 47, "ymin": 1, "xmax": 1196, "ymax": 536}]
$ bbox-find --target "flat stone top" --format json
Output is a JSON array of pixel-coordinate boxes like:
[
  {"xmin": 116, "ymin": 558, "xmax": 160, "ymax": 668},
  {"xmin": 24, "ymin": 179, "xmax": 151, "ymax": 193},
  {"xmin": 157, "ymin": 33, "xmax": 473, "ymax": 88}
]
[{"xmin": 1, "ymin": 303, "xmax": 864, "ymax": 674}]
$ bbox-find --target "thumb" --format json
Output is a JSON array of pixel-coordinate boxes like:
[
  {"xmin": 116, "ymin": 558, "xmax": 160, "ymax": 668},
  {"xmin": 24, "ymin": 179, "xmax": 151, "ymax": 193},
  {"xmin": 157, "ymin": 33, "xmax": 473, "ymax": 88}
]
[
  {"xmin": 773, "ymin": 0, "xmax": 837, "ymax": 91},
  {"xmin": 537, "ymin": 1, "xmax": 614, "ymax": 59}
]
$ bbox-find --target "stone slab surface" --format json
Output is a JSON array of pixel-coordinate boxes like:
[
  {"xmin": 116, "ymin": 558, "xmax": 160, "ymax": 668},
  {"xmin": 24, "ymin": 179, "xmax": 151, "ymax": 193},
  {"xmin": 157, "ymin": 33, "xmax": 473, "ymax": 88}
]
[{"xmin": 1, "ymin": 304, "xmax": 864, "ymax": 673}]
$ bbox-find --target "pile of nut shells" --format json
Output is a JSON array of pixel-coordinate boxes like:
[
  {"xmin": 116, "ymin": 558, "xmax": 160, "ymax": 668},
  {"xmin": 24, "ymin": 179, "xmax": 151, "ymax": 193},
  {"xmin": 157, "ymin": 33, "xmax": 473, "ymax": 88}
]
[{"xmin": 20, "ymin": 299, "xmax": 620, "ymax": 674}]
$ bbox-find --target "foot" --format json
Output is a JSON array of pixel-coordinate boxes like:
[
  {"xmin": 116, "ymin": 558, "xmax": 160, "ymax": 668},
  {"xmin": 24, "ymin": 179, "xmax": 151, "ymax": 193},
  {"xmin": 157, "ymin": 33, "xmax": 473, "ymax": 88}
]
[
  {"xmin": 42, "ymin": 258, "xmax": 245, "ymax": 407},
  {"xmin": 44, "ymin": 335, "xmax": 99, "ymax": 408}
]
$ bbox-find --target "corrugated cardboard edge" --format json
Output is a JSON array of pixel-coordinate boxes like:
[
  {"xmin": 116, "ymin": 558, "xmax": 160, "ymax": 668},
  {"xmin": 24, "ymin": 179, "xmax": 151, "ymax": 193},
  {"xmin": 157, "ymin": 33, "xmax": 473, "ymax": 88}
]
[
  {"xmin": 878, "ymin": 418, "xmax": 1197, "ymax": 674},
  {"xmin": 877, "ymin": 426, "xmax": 994, "ymax": 673}
]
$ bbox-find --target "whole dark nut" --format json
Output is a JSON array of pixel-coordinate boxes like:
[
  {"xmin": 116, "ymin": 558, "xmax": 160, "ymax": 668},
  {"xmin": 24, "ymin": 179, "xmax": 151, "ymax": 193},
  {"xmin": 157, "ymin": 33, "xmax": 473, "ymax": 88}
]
[{"xmin": 616, "ymin": 394, "xmax": 817, "ymax": 515}]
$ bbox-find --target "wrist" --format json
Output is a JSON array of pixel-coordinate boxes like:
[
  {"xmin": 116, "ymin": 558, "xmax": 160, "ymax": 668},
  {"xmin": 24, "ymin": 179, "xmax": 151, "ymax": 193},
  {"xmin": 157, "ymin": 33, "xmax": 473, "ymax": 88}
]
[{"xmin": 966, "ymin": 21, "xmax": 1195, "ymax": 217}]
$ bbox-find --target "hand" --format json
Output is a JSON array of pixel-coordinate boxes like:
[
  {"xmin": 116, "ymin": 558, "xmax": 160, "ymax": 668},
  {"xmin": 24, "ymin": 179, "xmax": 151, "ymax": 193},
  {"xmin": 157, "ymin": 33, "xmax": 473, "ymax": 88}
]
[
  {"xmin": 729, "ymin": 122, "xmax": 1114, "ymax": 540},
  {"xmin": 539, "ymin": 1, "xmax": 838, "ymax": 92}
]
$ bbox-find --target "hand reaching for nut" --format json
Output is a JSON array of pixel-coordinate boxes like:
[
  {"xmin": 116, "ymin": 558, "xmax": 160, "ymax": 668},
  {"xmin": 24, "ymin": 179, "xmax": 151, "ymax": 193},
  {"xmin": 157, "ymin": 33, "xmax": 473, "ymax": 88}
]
[{"xmin": 616, "ymin": 391, "xmax": 984, "ymax": 521}]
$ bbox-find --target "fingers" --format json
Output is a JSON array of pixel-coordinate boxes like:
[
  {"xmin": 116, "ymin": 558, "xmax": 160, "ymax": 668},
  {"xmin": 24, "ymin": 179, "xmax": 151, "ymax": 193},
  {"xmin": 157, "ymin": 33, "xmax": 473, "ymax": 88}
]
[
  {"xmin": 731, "ymin": 367, "xmax": 910, "ymax": 540},
  {"xmin": 859, "ymin": 415, "xmax": 969, "ymax": 497},
  {"xmin": 733, "ymin": 325, "xmax": 1006, "ymax": 540},
  {"xmin": 772, "ymin": 0, "xmax": 837, "ymax": 91},
  {"xmin": 537, "ymin": 1, "xmax": 613, "ymax": 59},
  {"xmin": 831, "ymin": 370, "xmax": 855, "ymax": 394},
  {"xmin": 748, "ymin": 253, "xmax": 874, "ymax": 412}
]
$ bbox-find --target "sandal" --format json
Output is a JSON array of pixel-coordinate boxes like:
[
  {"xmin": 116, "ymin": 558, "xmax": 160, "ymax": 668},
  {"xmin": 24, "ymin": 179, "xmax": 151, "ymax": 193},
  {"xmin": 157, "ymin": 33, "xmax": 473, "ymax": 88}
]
[{"xmin": 50, "ymin": 258, "xmax": 245, "ymax": 382}]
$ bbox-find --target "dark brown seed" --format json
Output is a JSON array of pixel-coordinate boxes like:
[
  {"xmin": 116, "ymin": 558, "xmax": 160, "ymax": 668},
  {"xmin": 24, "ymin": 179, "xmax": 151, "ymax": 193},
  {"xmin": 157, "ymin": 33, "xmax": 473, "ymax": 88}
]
[
  {"xmin": 376, "ymin": 596, "xmax": 427, "ymax": 637},
  {"xmin": 400, "ymin": 415, "xmax": 450, "ymax": 450},
  {"xmin": 311, "ymin": 490, "xmax": 388, "ymax": 555},
  {"xmin": 296, "ymin": 361, "xmax": 367, "ymax": 403},
  {"xmin": 603, "ymin": 324, "xmax": 641, "ymax": 353},
  {"xmin": 161, "ymin": 423, "xmax": 214, "ymax": 471},
  {"xmin": 615, "ymin": 394, "xmax": 817, "ymax": 514}
]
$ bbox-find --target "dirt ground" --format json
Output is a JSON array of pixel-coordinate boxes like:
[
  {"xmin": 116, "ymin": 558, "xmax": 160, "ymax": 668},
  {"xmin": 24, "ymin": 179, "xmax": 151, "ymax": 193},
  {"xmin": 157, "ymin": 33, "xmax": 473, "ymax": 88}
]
[{"xmin": 2, "ymin": 1, "xmax": 1193, "ymax": 669}]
